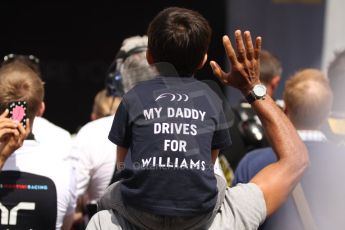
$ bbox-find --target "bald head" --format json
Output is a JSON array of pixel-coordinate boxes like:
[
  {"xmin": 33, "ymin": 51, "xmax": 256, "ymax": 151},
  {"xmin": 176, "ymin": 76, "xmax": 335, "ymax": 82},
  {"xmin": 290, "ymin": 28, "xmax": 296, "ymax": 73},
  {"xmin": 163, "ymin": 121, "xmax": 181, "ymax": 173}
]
[{"xmin": 283, "ymin": 69, "xmax": 333, "ymax": 130}]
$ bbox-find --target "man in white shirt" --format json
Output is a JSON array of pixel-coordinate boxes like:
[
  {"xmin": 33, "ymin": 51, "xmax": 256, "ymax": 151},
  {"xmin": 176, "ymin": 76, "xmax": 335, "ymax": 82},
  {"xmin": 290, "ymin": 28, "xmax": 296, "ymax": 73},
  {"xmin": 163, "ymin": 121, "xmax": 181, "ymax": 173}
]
[
  {"xmin": 1, "ymin": 54, "xmax": 73, "ymax": 161},
  {"xmin": 0, "ymin": 62, "xmax": 76, "ymax": 229}
]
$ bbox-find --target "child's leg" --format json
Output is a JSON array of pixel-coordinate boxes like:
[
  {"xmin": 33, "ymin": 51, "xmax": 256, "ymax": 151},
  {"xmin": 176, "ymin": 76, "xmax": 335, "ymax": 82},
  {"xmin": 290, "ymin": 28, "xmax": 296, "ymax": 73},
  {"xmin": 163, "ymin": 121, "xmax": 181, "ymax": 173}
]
[{"xmin": 97, "ymin": 176, "xmax": 227, "ymax": 230}]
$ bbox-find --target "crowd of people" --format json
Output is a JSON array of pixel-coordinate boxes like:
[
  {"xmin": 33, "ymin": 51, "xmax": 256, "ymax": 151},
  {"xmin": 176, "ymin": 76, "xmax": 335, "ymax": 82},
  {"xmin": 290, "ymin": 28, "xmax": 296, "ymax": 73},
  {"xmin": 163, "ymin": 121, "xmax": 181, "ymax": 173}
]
[{"xmin": 0, "ymin": 6, "xmax": 344, "ymax": 230}]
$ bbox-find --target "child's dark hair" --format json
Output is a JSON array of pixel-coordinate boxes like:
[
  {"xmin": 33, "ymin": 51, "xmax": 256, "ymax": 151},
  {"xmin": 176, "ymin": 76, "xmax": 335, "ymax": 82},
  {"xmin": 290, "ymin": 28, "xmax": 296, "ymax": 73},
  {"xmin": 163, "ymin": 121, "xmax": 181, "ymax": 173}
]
[{"xmin": 147, "ymin": 7, "xmax": 212, "ymax": 76}]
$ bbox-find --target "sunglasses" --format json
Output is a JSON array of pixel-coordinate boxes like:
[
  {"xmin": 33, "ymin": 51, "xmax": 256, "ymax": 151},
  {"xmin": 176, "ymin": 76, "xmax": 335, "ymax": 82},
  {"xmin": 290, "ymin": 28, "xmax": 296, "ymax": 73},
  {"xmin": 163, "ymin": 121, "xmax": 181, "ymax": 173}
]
[
  {"xmin": 3, "ymin": 54, "xmax": 40, "ymax": 65},
  {"xmin": 1, "ymin": 53, "xmax": 44, "ymax": 80}
]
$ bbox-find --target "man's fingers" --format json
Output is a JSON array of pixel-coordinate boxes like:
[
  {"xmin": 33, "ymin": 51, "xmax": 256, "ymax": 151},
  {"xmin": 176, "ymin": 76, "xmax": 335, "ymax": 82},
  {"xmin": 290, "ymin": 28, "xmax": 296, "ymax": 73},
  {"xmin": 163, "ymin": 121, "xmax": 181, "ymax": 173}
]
[
  {"xmin": 222, "ymin": 35, "xmax": 238, "ymax": 66},
  {"xmin": 235, "ymin": 30, "xmax": 246, "ymax": 62},
  {"xmin": 0, "ymin": 129, "xmax": 16, "ymax": 137},
  {"xmin": 254, "ymin": 36, "xmax": 262, "ymax": 60},
  {"xmin": 13, "ymin": 128, "xmax": 20, "ymax": 137},
  {"xmin": 0, "ymin": 120, "xmax": 18, "ymax": 140},
  {"xmin": 244, "ymin": 31, "xmax": 254, "ymax": 60},
  {"xmin": 210, "ymin": 61, "xmax": 221, "ymax": 77},
  {"xmin": 24, "ymin": 118, "xmax": 31, "ymax": 137},
  {"xmin": 0, "ymin": 109, "xmax": 9, "ymax": 118},
  {"xmin": 210, "ymin": 61, "xmax": 228, "ymax": 83},
  {"xmin": 0, "ymin": 119, "xmax": 18, "ymax": 129},
  {"xmin": 17, "ymin": 123, "xmax": 26, "ymax": 136},
  {"xmin": 16, "ymin": 123, "xmax": 27, "ymax": 144}
]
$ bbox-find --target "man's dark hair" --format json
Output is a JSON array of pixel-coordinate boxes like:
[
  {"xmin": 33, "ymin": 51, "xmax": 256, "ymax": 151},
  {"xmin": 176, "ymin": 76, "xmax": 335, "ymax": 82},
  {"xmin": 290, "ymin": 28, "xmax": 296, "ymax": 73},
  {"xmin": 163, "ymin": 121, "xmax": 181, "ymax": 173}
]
[{"xmin": 147, "ymin": 7, "xmax": 212, "ymax": 75}]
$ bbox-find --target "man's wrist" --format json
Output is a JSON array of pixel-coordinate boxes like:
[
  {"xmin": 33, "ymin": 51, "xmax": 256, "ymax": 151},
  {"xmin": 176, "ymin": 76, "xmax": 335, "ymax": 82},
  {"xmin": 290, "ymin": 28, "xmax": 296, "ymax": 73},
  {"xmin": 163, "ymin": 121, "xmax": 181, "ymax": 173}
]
[
  {"xmin": 240, "ymin": 80, "xmax": 262, "ymax": 95},
  {"xmin": 243, "ymin": 83, "xmax": 267, "ymax": 104},
  {"xmin": 0, "ymin": 153, "xmax": 8, "ymax": 162},
  {"xmin": 0, "ymin": 154, "xmax": 8, "ymax": 169},
  {"xmin": 0, "ymin": 145, "xmax": 11, "ymax": 165}
]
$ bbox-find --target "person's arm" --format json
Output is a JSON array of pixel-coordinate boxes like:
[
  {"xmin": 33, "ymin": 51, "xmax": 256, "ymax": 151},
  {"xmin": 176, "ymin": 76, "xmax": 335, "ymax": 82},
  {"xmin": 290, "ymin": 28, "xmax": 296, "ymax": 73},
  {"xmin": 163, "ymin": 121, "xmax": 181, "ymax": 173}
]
[
  {"xmin": 210, "ymin": 30, "xmax": 309, "ymax": 216},
  {"xmin": 211, "ymin": 149, "xmax": 219, "ymax": 164},
  {"xmin": 0, "ymin": 110, "xmax": 30, "ymax": 170},
  {"xmin": 61, "ymin": 213, "xmax": 74, "ymax": 230},
  {"xmin": 108, "ymin": 100, "xmax": 130, "ymax": 171},
  {"xmin": 116, "ymin": 145, "xmax": 128, "ymax": 171}
]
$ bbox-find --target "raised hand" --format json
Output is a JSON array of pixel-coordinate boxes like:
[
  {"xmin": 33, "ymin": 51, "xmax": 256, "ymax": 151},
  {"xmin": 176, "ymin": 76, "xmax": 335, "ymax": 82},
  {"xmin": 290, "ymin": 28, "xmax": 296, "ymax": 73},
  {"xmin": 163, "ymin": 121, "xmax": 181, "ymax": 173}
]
[{"xmin": 210, "ymin": 30, "xmax": 262, "ymax": 95}]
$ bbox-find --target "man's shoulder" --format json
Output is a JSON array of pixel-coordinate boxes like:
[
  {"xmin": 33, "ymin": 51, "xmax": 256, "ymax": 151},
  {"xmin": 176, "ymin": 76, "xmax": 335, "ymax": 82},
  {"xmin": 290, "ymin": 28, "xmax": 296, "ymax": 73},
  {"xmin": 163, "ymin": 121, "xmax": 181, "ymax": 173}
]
[
  {"xmin": 305, "ymin": 141, "xmax": 345, "ymax": 171},
  {"xmin": 87, "ymin": 209, "xmax": 138, "ymax": 230},
  {"xmin": 75, "ymin": 116, "xmax": 116, "ymax": 159},
  {"xmin": 234, "ymin": 147, "xmax": 276, "ymax": 185},
  {"xmin": 87, "ymin": 210, "xmax": 115, "ymax": 228},
  {"xmin": 302, "ymin": 141, "xmax": 345, "ymax": 166},
  {"xmin": 210, "ymin": 183, "xmax": 266, "ymax": 230},
  {"xmin": 5, "ymin": 142, "xmax": 74, "ymax": 180},
  {"xmin": 241, "ymin": 147, "xmax": 276, "ymax": 166},
  {"xmin": 33, "ymin": 117, "xmax": 71, "ymax": 140},
  {"xmin": 77, "ymin": 116, "xmax": 114, "ymax": 137}
]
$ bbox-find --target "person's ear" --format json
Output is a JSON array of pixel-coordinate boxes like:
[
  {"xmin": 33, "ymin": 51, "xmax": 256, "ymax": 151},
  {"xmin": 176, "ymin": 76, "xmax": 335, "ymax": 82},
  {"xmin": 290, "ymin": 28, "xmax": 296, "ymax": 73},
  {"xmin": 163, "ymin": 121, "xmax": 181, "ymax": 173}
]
[
  {"xmin": 146, "ymin": 49, "xmax": 154, "ymax": 64},
  {"xmin": 90, "ymin": 112, "xmax": 97, "ymax": 121},
  {"xmin": 196, "ymin": 54, "xmax": 208, "ymax": 70},
  {"xmin": 37, "ymin": 102, "xmax": 45, "ymax": 117},
  {"xmin": 271, "ymin": 76, "xmax": 281, "ymax": 92},
  {"xmin": 266, "ymin": 76, "xmax": 281, "ymax": 97}
]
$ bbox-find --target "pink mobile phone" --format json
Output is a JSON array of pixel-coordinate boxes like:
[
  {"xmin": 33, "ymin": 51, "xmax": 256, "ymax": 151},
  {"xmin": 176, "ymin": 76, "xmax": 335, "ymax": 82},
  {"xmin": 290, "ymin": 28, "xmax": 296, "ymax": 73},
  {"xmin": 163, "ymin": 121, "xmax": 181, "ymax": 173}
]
[{"xmin": 8, "ymin": 101, "xmax": 28, "ymax": 128}]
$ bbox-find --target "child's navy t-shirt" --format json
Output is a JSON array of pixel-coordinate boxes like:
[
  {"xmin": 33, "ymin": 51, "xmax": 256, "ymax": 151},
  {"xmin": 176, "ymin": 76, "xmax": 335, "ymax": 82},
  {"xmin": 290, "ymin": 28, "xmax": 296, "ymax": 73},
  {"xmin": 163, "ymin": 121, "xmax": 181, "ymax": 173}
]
[{"xmin": 109, "ymin": 76, "xmax": 231, "ymax": 216}]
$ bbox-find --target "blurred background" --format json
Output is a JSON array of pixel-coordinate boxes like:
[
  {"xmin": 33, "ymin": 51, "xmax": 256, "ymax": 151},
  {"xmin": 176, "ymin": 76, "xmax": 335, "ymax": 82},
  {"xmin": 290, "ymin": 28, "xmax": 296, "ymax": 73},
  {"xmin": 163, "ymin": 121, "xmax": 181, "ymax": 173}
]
[{"xmin": 0, "ymin": 0, "xmax": 344, "ymax": 133}]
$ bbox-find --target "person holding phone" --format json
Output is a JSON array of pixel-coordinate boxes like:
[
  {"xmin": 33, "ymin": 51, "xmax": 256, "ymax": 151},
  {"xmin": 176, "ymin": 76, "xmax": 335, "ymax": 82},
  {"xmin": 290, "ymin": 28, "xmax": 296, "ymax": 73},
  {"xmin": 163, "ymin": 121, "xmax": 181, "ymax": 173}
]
[
  {"xmin": 0, "ymin": 109, "xmax": 30, "ymax": 170},
  {"xmin": 0, "ymin": 62, "xmax": 76, "ymax": 230},
  {"xmin": 1, "ymin": 54, "xmax": 73, "ymax": 162}
]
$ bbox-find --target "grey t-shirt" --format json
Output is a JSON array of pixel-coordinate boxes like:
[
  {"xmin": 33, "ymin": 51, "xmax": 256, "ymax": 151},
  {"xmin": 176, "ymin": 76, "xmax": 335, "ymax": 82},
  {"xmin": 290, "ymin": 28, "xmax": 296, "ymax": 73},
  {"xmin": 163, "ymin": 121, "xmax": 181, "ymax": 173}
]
[
  {"xmin": 86, "ymin": 183, "xmax": 266, "ymax": 230},
  {"xmin": 208, "ymin": 183, "xmax": 266, "ymax": 230}
]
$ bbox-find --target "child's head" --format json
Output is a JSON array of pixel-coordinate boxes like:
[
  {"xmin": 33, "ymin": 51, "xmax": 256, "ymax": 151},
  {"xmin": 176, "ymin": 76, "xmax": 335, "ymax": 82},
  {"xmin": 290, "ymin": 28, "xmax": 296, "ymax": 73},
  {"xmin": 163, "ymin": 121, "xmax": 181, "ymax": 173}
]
[{"xmin": 147, "ymin": 7, "xmax": 212, "ymax": 76}]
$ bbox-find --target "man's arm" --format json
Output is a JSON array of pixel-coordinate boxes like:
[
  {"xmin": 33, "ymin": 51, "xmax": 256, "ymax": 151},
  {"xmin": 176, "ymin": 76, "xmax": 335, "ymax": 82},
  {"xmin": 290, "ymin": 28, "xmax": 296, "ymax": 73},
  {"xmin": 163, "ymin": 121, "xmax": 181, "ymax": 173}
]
[{"xmin": 210, "ymin": 30, "xmax": 309, "ymax": 216}]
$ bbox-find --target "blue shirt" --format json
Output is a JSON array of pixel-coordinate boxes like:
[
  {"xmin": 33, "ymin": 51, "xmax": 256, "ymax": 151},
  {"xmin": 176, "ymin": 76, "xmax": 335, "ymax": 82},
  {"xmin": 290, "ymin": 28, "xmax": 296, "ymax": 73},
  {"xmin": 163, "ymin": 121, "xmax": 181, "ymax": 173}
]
[
  {"xmin": 233, "ymin": 140, "xmax": 345, "ymax": 230},
  {"xmin": 109, "ymin": 76, "xmax": 231, "ymax": 216}
]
